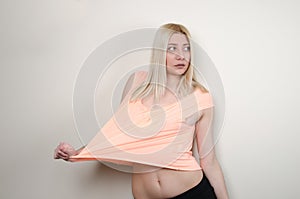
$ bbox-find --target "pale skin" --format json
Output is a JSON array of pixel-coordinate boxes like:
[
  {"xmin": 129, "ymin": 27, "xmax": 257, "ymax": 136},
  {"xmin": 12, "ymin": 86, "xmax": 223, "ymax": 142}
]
[{"xmin": 54, "ymin": 33, "xmax": 229, "ymax": 199}]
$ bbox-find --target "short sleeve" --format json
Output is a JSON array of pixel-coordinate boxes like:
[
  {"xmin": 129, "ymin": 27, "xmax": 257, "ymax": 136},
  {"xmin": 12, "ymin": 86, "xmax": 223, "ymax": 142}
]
[{"xmin": 194, "ymin": 88, "xmax": 214, "ymax": 110}]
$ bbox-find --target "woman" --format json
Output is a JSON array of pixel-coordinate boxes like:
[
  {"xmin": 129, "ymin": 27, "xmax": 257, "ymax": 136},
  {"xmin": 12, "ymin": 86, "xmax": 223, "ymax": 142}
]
[{"xmin": 54, "ymin": 23, "xmax": 229, "ymax": 199}]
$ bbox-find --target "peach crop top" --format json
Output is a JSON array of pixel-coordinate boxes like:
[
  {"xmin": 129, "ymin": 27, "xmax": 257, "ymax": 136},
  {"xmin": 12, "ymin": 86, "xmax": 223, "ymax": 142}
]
[{"xmin": 69, "ymin": 71, "xmax": 214, "ymax": 171}]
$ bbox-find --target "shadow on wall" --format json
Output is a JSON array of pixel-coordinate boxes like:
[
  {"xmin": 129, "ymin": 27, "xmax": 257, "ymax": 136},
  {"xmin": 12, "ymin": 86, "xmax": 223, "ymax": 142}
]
[{"xmin": 70, "ymin": 162, "xmax": 133, "ymax": 198}]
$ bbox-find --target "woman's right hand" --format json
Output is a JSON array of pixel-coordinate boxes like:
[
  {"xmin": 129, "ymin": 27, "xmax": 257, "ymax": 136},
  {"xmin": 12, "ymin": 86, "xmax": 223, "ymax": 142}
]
[{"xmin": 54, "ymin": 142, "xmax": 78, "ymax": 161}]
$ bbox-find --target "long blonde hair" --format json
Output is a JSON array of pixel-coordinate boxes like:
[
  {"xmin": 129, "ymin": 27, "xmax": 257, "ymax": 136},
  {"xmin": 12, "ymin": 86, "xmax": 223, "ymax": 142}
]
[{"xmin": 130, "ymin": 23, "xmax": 208, "ymax": 102}]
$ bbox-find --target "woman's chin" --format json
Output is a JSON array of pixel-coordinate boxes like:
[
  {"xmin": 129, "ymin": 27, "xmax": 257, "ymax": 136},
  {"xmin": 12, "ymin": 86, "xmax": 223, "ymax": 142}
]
[
  {"xmin": 175, "ymin": 68, "xmax": 188, "ymax": 75},
  {"xmin": 167, "ymin": 68, "xmax": 187, "ymax": 76}
]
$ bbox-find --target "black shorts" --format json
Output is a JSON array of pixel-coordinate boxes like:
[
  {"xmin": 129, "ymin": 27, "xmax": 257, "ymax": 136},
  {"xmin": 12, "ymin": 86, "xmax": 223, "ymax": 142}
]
[{"xmin": 170, "ymin": 172, "xmax": 217, "ymax": 199}]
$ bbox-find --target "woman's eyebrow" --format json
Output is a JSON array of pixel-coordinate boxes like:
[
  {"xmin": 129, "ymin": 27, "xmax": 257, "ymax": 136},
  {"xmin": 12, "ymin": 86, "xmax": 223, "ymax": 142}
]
[{"xmin": 168, "ymin": 43, "xmax": 190, "ymax": 45}]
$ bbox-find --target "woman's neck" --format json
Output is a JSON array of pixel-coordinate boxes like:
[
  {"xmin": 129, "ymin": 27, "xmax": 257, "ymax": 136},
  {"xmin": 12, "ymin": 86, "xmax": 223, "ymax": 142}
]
[{"xmin": 166, "ymin": 74, "xmax": 181, "ymax": 93}]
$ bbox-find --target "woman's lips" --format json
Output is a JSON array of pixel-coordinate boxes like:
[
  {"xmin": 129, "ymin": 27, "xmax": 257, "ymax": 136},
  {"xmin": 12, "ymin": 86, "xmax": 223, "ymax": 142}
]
[{"xmin": 174, "ymin": 64, "xmax": 185, "ymax": 68}]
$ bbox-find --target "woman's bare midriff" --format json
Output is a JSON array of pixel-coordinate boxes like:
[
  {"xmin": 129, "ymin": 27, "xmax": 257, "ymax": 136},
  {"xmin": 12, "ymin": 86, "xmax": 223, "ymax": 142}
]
[{"xmin": 132, "ymin": 164, "xmax": 203, "ymax": 199}]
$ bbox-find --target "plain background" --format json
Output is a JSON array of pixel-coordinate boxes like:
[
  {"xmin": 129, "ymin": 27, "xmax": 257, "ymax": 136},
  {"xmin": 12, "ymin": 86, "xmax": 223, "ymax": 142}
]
[{"xmin": 1, "ymin": 0, "xmax": 299, "ymax": 198}]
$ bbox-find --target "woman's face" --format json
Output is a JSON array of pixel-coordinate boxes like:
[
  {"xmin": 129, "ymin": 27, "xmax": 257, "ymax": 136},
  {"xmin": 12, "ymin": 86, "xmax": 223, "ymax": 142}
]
[{"xmin": 166, "ymin": 33, "xmax": 191, "ymax": 76}]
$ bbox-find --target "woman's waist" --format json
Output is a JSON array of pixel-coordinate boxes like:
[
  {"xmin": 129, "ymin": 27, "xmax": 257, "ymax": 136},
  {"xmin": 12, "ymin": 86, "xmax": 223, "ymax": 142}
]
[{"xmin": 132, "ymin": 166, "xmax": 203, "ymax": 199}]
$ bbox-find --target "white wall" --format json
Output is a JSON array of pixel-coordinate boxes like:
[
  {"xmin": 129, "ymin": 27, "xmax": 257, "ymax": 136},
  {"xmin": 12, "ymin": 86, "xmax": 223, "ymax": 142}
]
[{"xmin": 1, "ymin": 0, "xmax": 299, "ymax": 198}]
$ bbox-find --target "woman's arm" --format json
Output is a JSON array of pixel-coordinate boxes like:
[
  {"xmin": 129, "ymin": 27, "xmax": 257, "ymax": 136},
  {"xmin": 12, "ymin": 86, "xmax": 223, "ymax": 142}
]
[
  {"xmin": 54, "ymin": 73, "xmax": 136, "ymax": 162},
  {"xmin": 195, "ymin": 107, "xmax": 229, "ymax": 199}
]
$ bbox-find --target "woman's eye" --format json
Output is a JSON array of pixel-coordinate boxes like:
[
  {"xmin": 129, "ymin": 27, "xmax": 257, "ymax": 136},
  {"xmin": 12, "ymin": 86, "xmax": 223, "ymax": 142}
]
[
  {"xmin": 168, "ymin": 46, "xmax": 176, "ymax": 51},
  {"xmin": 167, "ymin": 46, "xmax": 190, "ymax": 52},
  {"xmin": 183, "ymin": 46, "xmax": 190, "ymax": 51}
]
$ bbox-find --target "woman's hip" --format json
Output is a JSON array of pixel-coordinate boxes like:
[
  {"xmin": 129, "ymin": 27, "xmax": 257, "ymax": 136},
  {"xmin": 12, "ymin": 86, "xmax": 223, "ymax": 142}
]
[{"xmin": 170, "ymin": 172, "xmax": 217, "ymax": 199}]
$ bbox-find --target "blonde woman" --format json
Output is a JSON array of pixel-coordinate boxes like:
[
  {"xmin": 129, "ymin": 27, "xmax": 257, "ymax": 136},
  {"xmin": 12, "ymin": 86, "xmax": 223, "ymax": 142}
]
[{"xmin": 54, "ymin": 23, "xmax": 229, "ymax": 199}]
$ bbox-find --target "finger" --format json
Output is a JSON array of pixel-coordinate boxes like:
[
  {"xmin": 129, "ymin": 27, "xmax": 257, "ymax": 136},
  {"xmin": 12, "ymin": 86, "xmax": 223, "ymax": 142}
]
[
  {"xmin": 61, "ymin": 148, "xmax": 72, "ymax": 154},
  {"xmin": 56, "ymin": 154, "xmax": 67, "ymax": 160},
  {"xmin": 58, "ymin": 151, "xmax": 69, "ymax": 159},
  {"xmin": 54, "ymin": 153, "xmax": 63, "ymax": 159},
  {"xmin": 63, "ymin": 147, "xmax": 75, "ymax": 154},
  {"xmin": 58, "ymin": 150, "xmax": 68, "ymax": 156}
]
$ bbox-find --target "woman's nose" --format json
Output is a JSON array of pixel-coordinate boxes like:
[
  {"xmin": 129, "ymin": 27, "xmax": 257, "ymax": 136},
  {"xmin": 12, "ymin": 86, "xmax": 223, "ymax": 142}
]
[{"xmin": 175, "ymin": 50, "xmax": 185, "ymax": 60}]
